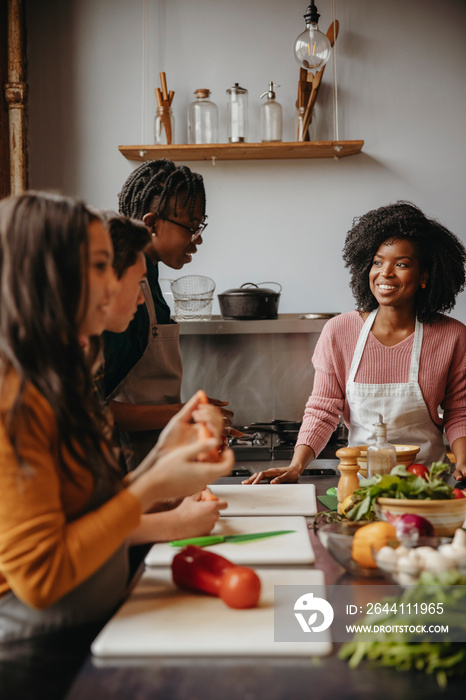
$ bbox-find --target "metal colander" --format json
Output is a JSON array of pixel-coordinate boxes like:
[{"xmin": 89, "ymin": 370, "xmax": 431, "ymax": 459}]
[{"xmin": 168, "ymin": 275, "xmax": 216, "ymax": 321}]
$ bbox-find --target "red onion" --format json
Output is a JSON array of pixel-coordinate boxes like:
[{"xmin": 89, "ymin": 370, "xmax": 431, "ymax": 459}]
[{"xmin": 384, "ymin": 512, "xmax": 434, "ymax": 539}]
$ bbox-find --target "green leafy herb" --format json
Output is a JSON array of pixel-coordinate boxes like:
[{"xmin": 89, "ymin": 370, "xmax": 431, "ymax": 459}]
[
  {"xmin": 339, "ymin": 570, "xmax": 466, "ymax": 687},
  {"xmin": 345, "ymin": 462, "xmax": 453, "ymax": 522},
  {"xmin": 312, "ymin": 510, "xmax": 345, "ymax": 534}
]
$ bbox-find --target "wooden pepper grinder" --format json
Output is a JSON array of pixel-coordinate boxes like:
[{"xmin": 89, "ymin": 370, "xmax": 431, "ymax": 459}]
[{"xmin": 336, "ymin": 447, "xmax": 361, "ymax": 514}]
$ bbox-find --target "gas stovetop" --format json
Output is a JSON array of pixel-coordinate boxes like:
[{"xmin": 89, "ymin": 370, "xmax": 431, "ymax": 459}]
[
  {"xmin": 227, "ymin": 421, "xmax": 347, "ymax": 475},
  {"xmin": 227, "ymin": 430, "xmax": 274, "ymax": 461},
  {"xmin": 228, "ymin": 429, "xmax": 344, "ymax": 463}
]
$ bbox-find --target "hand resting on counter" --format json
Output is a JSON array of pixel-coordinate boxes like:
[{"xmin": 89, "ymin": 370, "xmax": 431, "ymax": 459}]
[
  {"xmin": 242, "ymin": 445, "xmax": 316, "ymax": 484},
  {"xmin": 242, "ymin": 465, "xmax": 303, "ymax": 485}
]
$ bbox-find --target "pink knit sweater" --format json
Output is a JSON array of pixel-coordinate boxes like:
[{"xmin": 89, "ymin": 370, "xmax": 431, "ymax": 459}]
[{"xmin": 296, "ymin": 311, "xmax": 466, "ymax": 458}]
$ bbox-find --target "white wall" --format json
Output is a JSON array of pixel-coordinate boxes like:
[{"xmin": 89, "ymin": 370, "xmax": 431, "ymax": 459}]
[{"xmin": 27, "ymin": 0, "xmax": 466, "ymax": 321}]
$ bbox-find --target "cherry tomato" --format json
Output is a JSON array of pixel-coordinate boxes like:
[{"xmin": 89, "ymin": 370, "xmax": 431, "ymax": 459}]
[
  {"xmin": 452, "ymin": 488, "xmax": 466, "ymax": 499},
  {"xmin": 407, "ymin": 463, "xmax": 430, "ymax": 479},
  {"xmin": 218, "ymin": 566, "xmax": 262, "ymax": 609}
]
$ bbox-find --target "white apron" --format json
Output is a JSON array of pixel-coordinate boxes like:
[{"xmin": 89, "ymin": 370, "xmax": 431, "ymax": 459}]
[
  {"xmin": 346, "ymin": 308, "xmax": 445, "ymax": 465},
  {"xmin": 109, "ymin": 279, "xmax": 182, "ymax": 471}
]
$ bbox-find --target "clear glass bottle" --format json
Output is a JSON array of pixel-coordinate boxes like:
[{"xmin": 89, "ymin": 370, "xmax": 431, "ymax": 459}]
[
  {"xmin": 260, "ymin": 82, "xmax": 282, "ymax": 142},
  {"xmin": 154, "ymin": 106, "xmax": 174, "ymax": 145},
  {"xmin": 367, "ymin": 415, "xmax": 397, "ymax": 478},
  {"xmin": 226, "ymin": 83, "xmax": 248, "ymax": 143},
  {"xmin": 188, "ymin": 89, "xmax": 218, "ymax": 144}
]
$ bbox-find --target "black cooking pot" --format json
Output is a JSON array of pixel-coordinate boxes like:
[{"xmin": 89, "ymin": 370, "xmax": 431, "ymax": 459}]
[{"xmin": 218, "ymin": 282, "xmax": 282, "ymax": 320}]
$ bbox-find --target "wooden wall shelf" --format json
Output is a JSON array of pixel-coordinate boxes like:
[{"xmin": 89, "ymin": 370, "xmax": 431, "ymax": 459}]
[{"xmin": 118, "ymin": 140, "xmax": 364, "ymax": 163}]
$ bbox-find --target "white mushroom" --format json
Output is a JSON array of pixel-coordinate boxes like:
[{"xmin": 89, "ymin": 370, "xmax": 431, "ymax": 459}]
[
  {"xmin": 396, "ymin": 571, "xmax": 418, "ymax": 586},
  {"xmin": 394, "ymin": 545, "xmax": 411, "ymax": 559},
  {"xmin": 411, "ymin": 546, "xmax": 437, "ymax": 566},
  {"xmin": 397, "ymin": 555, "xmax": 422, "ymax": 577},
  {"xmin": 375, "ymin": 546, "xmax": 398, "ymax": 572},
  {"xmin": 421, "ymin": 550, "xmax": 456, "ymax": 573},
  {"xmin": 438, "ymin": 543, "xmax": 466, "ymax": 566},
  {"xmin": 451, "ymin": 528, "xmax": 466, "ymax": 551}
]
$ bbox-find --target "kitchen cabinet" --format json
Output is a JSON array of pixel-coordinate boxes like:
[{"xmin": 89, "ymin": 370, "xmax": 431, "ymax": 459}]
[{"xmin": 119, "ymin": 140, "xmax": 364, "ymax": 163}]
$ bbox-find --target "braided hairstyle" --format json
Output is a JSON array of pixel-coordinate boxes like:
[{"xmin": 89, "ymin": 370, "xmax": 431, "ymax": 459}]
[
  {"xmin": 342, "ymin": 201, "xmax": 466, "ymax": 324},
  {"xmin": 118, "ymin": 159, "xmax": 205, "ymax": 222}
]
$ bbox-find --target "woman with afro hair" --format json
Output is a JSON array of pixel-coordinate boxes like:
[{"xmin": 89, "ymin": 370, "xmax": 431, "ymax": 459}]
[{"xmin": 245, "ymin": 201, "xmax": 466, "ymax": 484}]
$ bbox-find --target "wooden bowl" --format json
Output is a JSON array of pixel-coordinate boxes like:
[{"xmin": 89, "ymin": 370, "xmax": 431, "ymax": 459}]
[
  {"xmin": 353, "ymin": 444, "xmax": 420, "ymax": 478},
  {"xmin": 375, "ymin": 497, "xmax": 466, "ymax": 536}
]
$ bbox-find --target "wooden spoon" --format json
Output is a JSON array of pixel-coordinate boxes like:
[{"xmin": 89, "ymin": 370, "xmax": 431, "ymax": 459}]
[{"xmin": 301, "ymin": 19, "xmax": 339, "ymax": 140}]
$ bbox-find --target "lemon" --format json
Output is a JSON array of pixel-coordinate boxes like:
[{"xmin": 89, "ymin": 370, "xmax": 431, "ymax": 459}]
[{"xmin": 341, "ymin": 494, "xmax": 355, "ymax": 516}]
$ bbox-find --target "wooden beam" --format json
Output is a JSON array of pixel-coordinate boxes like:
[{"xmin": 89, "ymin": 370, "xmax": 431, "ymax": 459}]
[
  {"xmin": 0, "ymin": 0, "xmax": 10, "ymax": 198},
  {"xmin": 5, "ymin": 0, "xmax": 28, "ymax": 194}
]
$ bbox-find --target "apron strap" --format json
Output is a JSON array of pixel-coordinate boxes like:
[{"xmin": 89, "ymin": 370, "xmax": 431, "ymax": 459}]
[
  {"xmin": 348, "ymin": 309, "xmax": 423, "ymax": 384},
  {"xmin": 141, "ymin": 279, "xmax": 159, "ymax": 337},
  {"xmin": 409, "ymin": 317, "xmax": 423, "ymax": 383},
  {"xmin": 348, "ymin": 309, "xmax": 377, "ymax": 383}
]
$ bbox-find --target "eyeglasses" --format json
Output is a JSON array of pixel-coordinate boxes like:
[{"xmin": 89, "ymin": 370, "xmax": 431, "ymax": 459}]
[{"xmin": 159, "ymin": 217, "xmax": 208, "ymax": 242}]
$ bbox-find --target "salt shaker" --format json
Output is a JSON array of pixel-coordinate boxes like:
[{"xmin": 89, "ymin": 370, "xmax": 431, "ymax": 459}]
[{"xmin": 226, "ymin": 83, "xmax": 248, "ymax": 143}]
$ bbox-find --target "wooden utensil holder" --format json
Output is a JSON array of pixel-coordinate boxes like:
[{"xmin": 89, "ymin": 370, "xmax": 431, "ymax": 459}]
[{"xmin": 155, "ymin": 72, "xmax": 175, "ymax": 145}]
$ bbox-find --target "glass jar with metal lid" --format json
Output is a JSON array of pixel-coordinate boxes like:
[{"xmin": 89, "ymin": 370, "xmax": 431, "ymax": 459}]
[{"xmin": 226, "ymin": 82, "xmax": 248, "ymax": 143}]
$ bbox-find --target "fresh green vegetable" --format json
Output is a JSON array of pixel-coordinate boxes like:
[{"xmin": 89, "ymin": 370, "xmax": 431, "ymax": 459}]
[
  {"xmin": 346, "ymin": 462, "xmax": 453, "ymax": 522},
  {"xmin": 339, "ymin": 570, "xmax": 466, "ymax": 687}
]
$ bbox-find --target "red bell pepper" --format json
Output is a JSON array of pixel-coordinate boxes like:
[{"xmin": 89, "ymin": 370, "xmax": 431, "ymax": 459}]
[{"xmin": 171, "ymin": 545, "xmax": 261, "ymax": 609}]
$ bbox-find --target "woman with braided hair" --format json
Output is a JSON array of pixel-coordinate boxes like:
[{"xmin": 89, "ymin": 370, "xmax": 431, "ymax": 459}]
[
  {"xmin": 244, "ymin": 201, "xmax": 466, "ymax": 484},
  {"xmin": 103, "ymin": 159, "xmax": 235, "ymax": 470}
]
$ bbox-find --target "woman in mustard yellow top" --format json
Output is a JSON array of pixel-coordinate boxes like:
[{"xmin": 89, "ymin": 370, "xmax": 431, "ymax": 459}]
[{"xmin": 0, "ymin": 192, "xmax": 233, "ymax": 641}]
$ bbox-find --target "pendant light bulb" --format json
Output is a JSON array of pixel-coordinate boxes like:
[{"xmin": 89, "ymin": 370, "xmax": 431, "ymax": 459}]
[{"xmin": 294, "ymin": 0, "xmax": 331, "ymax": 72}]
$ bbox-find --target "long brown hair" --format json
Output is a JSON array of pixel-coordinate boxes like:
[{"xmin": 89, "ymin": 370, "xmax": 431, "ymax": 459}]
[{"xmin": 0, "ymin": 191, "xmax": 120, "ymax": 491}]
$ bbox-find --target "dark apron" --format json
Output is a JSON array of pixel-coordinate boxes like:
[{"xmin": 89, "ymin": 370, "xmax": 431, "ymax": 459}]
[
  {"xmin": 0, "ymin": 544, "xmax": 129, "ymax": 643},
  {"xmin": 0, "ymin": 474, "xmax": 130, "ymax": 643},
  {"xmin": 109, "ymin": 279, "xmax": 182, "ymax": 471}
]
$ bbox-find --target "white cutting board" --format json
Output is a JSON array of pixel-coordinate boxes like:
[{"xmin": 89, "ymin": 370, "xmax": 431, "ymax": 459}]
[
  {"xmin": 208, "ymin": 484, "xmax": 317, "ymax": 516},
  {"xmin": 91, "ymin": 568, "xmax": 331, "ymax": 658},
  {"xmin": 144, "ymin": 516, "xmax": 315, "ymax": 567}
]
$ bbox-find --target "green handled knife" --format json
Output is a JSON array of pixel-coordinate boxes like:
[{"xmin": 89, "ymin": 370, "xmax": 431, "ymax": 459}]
[{"xmin": 169, "ymin": 530, "xmax": 296, "ymax": 547}]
